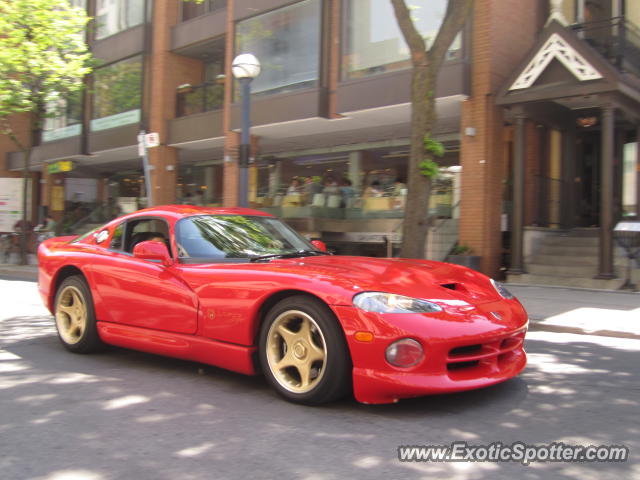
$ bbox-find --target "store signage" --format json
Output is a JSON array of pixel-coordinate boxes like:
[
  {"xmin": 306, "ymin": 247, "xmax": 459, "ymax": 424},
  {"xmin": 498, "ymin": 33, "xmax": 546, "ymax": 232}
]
[
  {"xmin": 137, "ymin": 132, "xmax": 160, "ymax": 156},
  {"xmin": 0, "ymin": 178, "xmax": 24, "ymax": 232},
  {"xmin": 90, "ymin": 109, "xmax": 141, "ymax": 132},
  {"xmin": 48, "ymin": 160, "xmax": 74, "ymax": 174},
  {"xmin": 42, "ymin": 124, "xmax": 81, "ymax": 142}
]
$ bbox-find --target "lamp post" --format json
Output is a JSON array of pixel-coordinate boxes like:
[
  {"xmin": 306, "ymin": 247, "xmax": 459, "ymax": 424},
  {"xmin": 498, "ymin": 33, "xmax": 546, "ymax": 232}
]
[{"xmin": 231, "ymin": 53, "xmax": 261, "ymax": 207}]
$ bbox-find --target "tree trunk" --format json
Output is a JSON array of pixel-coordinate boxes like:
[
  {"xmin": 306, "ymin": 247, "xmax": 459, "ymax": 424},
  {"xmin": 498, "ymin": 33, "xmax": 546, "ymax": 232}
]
[
  {"xmin": 20, "ymin": 147, "xmax": 32, "ymax": 265},
  {"xmin": 391, "ymin": 0, "xmax": 473, "ymax": 259}
]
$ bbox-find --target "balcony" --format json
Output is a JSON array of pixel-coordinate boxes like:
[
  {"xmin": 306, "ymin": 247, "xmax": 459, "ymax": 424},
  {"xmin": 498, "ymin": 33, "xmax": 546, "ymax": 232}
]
[
  {"xmin": 571, "ymin": 17, "xmax": 640, "ymax": 74},
  {"xmin": 176, "ymin": 82, "xmax": 224, "ymax": 117}
]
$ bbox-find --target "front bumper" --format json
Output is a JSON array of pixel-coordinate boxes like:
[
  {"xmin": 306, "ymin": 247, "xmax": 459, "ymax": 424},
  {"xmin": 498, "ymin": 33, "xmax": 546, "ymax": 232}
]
[{"xmin": 333, "ymin": 299, "xmax": 528, "ymax": 404}]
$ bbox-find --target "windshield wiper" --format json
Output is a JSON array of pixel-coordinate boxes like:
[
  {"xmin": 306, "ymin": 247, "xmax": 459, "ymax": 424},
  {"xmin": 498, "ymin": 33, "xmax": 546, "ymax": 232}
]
[{"xmin": 249, "ymin": 249, "xmax": 331, "ymax": 262}]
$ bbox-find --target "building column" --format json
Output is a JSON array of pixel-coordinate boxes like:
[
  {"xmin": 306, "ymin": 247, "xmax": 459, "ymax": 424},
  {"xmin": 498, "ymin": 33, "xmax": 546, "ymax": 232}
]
[
  {"xmin": 508, "ymin": 113, "xmax": 526, "ymax": 275},
  {"xmin": 268, "ymin": 158, "xmax": 282, "ymax": 197},
  {"xmin": 636, "ymin": 125, "xmax": 640, "ymax": 218},
  {"xmin": 348, "ymin": 151, "xmax": 362, "ymax": 192},
  {"xmin": 596, "ymin": 104, "xmax": 616, "ymax": 278},
  {"xmin": 560, "ymin": 126, "xmax": 576, "ymax": 228}
]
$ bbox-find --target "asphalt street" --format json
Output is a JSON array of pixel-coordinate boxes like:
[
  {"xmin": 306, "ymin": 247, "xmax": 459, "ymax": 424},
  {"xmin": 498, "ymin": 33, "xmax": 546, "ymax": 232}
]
[{"xmin": 1, "ymin": 278, "xmax": 638, "ymax": 480}]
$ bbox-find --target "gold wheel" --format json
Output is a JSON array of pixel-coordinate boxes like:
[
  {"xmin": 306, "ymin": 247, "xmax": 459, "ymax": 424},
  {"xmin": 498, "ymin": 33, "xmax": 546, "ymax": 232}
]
[
  {"xmin": 55, "ymin": 285, "xmax": 87, "ymax": 345},
  {"xmin": 265, "ymin": 310, "xmax": 327, "ymax": 394}
]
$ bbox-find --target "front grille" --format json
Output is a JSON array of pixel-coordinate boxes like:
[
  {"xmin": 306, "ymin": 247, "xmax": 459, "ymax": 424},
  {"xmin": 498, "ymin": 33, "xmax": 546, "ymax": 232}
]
[{"xmin": 446, "ymin": 330, "xmax": 525, "ymax": 372}]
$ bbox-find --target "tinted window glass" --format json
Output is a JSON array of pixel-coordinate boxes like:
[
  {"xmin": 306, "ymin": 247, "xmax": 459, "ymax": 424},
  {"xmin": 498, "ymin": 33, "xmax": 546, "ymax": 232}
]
[
  {"xmin": 110, "ymin": 222, "xmax": 124, "ymax": 250},
  {"xmin": 175, "ymin": 215, "xmax": 313, "ymax": 259}
]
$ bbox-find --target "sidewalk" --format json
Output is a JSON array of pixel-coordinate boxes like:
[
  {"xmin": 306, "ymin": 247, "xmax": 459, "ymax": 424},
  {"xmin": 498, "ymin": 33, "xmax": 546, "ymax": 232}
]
[
  {"xmin": 508, "ymin": 284, "xmax": 640, "ymax": 340},
  {"xmin": 0, "ymin": 264, "xmax": 39, "ymax": 282},
  {"xmin": 1, "ymin": 264, "xmax": 638, "ymax": 339}
]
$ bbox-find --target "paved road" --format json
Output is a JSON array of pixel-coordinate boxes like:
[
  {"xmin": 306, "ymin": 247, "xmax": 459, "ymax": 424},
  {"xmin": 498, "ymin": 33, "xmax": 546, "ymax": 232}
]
[{"xmin": 1, "ymin": 279, "xmax": 638, "ymax": 480}]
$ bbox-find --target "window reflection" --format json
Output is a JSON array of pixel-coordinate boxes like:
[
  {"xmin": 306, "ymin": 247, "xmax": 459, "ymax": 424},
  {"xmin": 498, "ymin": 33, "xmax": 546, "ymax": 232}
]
[
  {"xmin": 95, "ymin": 0, "xmax": 145, "ymax": 40},
  {"xmin": 175, "ymin": 215, "xmax": 313, "ymax": 259},
  {"xmin": 92, "ymin": 56, "xmax": 142, "ymax": 120},
  {"xmin": 236, "ymin": 0, "xmax": 321, "ymax": 95},
  {"xmin": 343, "ymin": 0, "xmax": 461, "ymax": 80}
]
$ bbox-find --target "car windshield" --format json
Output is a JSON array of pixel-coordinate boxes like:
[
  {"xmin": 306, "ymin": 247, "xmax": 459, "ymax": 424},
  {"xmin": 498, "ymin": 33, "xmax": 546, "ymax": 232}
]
[{"xmin": 175, "ymin": 215, "xmax": 318, "ymax": 261}]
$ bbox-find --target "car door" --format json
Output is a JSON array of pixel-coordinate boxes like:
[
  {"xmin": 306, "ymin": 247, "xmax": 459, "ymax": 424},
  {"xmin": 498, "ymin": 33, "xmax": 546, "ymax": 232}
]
[{"xmin": 91, "ymin": 217, "xmax": 198, "ymax": 334}]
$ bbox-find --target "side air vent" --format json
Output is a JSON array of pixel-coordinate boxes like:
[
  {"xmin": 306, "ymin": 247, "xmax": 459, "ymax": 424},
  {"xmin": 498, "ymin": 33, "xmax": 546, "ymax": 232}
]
[{"xmin": 440, "ymin": 283, "xmax": 457, "ymax": 291}]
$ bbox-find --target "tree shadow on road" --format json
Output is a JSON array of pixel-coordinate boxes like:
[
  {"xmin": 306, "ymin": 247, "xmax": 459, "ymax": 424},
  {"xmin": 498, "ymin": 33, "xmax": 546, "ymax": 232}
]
[{"xmin": 1, "ymin": 317, "xmax": 637, "ymax": 480}]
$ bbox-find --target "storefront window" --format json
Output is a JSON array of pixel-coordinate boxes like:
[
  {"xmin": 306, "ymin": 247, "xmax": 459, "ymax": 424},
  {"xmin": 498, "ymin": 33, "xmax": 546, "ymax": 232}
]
[
  {"xmin": 177, "ymin": 165, "xmax": 224, "ymax": 206},
  {"xmin": 623, "ymin": 142, "xmax": 638, "ymax": 217},
  {"xmin": 91, "ymin": 56, "xmax": 142, "ymax": 131},
  {"xmin": 343, "ymin": 0, "xmax": 461, "ymax": 80},
  {"xmin": 95, "ymin": 0, "xmax": 145, "ymax": 40},
  {"xmin": 253, "ymin": 147, "xmax": 458, "ymax": 221},
  {"xmin": 236, "ymin": 0, "xmax": 321, "ymax": 95},
  {"xmin": 627, "ymin": 0, "xmax": 640, "ymax": 30}
]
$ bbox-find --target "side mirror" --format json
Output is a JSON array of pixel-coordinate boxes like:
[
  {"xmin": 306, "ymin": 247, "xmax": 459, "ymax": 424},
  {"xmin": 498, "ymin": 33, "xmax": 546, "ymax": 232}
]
[
  {"xmin": 311, "ymin": 239, "xmax": 327, "ymax": 252},
  {"xmin": 133, "ymin": 240, "xmax": 172, "ymax": 266}
]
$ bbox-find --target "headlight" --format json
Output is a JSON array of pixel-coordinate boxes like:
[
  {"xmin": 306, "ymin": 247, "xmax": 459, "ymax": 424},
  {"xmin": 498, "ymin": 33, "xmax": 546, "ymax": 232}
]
[
  {"xmin": 353, "ymin": 292, "xmax": 442, "ymax": 314},
  {"xmin": 491, "ymin": 279, "xmax": 514, "ymax": 299}
]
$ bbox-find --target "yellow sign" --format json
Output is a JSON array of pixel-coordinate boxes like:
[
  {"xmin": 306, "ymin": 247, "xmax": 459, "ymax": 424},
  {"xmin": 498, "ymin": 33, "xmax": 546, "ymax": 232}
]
[
  {"xmin": 51, "ymin": 186, "xmax": 65, "ymax": 211},
  {"xmin": 48, "ymin": 161, "xmax": 74, "ymax": 174}
]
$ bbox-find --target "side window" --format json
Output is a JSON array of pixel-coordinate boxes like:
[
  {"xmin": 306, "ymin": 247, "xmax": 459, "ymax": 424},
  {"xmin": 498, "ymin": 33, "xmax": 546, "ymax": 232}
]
[
  {"xmin": 110, "ymin": 222, "xmax": 124, "ymax": 250},
  {"xmin": 124, "ymin": 218, "xmax": 172, "ymax": 255}
]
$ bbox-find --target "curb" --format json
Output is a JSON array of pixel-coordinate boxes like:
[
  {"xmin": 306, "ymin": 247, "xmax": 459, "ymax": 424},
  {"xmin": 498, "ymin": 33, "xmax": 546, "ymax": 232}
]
[{"xmin": 528, "ymin": 322, "xmax": 640, "ymax": 340}]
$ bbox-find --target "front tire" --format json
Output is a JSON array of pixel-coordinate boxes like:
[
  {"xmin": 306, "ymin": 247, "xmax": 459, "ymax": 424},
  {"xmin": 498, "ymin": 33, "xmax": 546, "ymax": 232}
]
[
  {"xmin": 54, "ymin": 275, "xmax": 104, "ymax": 353},
  {"xmin": 258, "ymin": 296, "xmax": 351, "ymax": 405}
]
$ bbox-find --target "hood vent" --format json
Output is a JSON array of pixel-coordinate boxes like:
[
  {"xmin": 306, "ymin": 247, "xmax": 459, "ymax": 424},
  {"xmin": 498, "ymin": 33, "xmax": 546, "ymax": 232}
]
[{"xmin": 440, "ymin": 283, "xmax": 458, "ymax": 291}]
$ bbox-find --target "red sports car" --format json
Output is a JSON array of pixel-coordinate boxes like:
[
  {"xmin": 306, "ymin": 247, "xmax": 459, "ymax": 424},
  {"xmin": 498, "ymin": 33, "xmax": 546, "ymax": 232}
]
[{"xmin": 38, "ymin": 205, "xmax": 527, "ymax": 405}]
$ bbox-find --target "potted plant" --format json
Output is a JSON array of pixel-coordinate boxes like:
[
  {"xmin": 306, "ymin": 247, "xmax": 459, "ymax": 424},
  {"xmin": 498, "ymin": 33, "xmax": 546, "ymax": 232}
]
[{"xmin": 446, "ymin": 244, "xmax": 481, "ymax": 271}]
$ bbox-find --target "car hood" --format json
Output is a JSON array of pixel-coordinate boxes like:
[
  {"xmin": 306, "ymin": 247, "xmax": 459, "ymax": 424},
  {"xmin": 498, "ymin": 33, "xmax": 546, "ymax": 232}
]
[{"xmin": 265, "ymin": 255, "xmax": 502, "ymax": 306}]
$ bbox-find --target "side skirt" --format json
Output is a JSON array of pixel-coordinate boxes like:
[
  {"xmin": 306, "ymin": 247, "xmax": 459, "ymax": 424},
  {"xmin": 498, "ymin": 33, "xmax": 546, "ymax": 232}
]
[{"xmin": 97, "ymin": 321, "xmax": 257, "ymax": 375}]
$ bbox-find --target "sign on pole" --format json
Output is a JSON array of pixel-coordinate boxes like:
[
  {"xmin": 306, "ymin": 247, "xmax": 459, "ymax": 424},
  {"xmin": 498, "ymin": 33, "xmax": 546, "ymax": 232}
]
[{"xmin": 138, "ymin": 131, "xmax": 160, "ymax": 207}]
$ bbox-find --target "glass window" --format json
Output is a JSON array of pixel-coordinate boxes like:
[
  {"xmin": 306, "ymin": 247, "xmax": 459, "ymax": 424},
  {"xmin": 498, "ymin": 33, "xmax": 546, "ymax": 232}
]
[
  {"xmin": 343, "ymin": 0, "xmax": 461, "ymax": 80},
  {"xmin": 627, "ymin": 0, "xmax": 640, "ymax": 30},
  {"xmin": 182, "ymin": 0, "xmax": 227, "ymax": 21},
  {"xmin": 43, "ymin": 91, "xmax": 83, "ymax": 142},
  {"xmin": 236, "ymin": 0, "xmax": 321, "ymax": 95},
  {"xmin": 175, "ymin": 215, "xmax": 314, "ymax": 260},
  {"xmin": 110, "ymin": 222, "xmax": 124, "ymax": 250},
  {"xmin": 623, "ymin": 142, "xmax": 638, "ymax": 217},
  {"xmin": 92, "ymin": 56, "xmax": 142, "ymax": 121},
  {"xmin": 95, "ymin": 0, "xmax": 145, "ymax": 40}
]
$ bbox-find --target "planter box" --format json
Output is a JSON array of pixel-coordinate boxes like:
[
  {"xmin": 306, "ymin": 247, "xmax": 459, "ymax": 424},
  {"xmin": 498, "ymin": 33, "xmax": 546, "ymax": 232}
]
[{"xmin": 446, "ymin": 254, "xmax": 481, "ymax": 271}]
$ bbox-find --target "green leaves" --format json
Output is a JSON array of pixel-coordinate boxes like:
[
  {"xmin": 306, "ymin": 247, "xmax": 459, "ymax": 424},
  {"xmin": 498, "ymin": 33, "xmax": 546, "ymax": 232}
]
[
  {"xmin": 0, "ymin": 0, "xmax": 92, "ymax": 130},
  {"xmin": 420, "ymin": 136, "xmax": 444, "ymax": 178}
]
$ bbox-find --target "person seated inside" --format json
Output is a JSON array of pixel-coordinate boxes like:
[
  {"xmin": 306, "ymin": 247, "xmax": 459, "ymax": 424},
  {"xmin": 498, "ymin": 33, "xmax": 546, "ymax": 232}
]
[{"xmin": 128, "ymin": 232, "xmax": 168, "ymax": 253}]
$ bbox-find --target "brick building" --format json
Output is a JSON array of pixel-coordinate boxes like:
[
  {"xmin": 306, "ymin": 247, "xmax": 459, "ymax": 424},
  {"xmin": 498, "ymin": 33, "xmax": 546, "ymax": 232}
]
[{"xmin": 1, "ymin": 0, "xmax": 639, "ymax": 287}]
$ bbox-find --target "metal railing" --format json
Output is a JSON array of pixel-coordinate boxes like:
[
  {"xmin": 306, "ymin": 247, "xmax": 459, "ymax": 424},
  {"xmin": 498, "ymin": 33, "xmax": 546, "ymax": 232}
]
[
  {"xmin": 570, "ymin": 17, "xmax": 640, "ymax": 73},
  {"xmin": 176, "ymin": 82, "xmax": 225, "ymax": 117}
]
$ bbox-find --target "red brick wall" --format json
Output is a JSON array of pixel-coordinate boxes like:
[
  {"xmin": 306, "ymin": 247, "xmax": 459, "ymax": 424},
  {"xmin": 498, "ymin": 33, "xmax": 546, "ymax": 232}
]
[
  {"xmin": 459, "ymin": 0, "xmax": 542, "ymax": 277},
  {"xmin": 147, "ymin": 0, "xmax": 205, "ymax": 205},
  {"xmin": 0, "ymin": 113, "xmax": 31, "ymax": 178}
]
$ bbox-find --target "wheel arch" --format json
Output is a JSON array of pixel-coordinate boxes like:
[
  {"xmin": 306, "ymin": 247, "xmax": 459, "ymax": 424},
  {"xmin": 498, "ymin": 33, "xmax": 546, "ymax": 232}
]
[
  {"xmin": 49, "ymin": 265, "xmax": 86, "ymax": 311},
  {"xmin": 253, "ymin": 289, "xmax": 343, "ymax": 345}
]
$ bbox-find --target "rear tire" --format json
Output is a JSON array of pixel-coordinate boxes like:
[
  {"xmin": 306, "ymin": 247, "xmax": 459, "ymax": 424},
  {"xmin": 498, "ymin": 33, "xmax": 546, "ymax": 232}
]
[
  {"xmin": 54, "ymin": 275, "xmax": 104, "ymax": 353},
  {"xmin": 258, "ymin": 295, "xmax": 351, "ymax": 405}
]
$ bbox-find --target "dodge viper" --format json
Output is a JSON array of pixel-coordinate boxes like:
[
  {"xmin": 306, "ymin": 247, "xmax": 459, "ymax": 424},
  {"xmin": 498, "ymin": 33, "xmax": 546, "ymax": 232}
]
[{"xmin": 38, "ymin": 205, "xmax": 527, "ymax": 405}]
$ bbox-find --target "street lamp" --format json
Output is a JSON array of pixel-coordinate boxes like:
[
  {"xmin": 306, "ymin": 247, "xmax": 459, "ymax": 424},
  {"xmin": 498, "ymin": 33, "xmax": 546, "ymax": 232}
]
[{"xmin": 231, "ymin": 53, "xmax": 261, "ymax": 207}]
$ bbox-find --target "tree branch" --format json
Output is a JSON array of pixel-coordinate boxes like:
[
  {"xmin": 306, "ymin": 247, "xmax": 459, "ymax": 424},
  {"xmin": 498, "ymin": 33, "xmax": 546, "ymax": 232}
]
[
  {"xmin": 428, "ymin": 0, "xmax": 473, "ymax": 70},
  {"xmin": 390, "ymin": 0, "xmax": 427, "ymax": 64}
]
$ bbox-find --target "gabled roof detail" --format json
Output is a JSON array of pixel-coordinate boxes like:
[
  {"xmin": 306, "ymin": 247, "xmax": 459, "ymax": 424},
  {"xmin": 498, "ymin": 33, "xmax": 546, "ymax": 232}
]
[{"xmin": 510, "ymin": 33, "xmax": 603, "ymax": 90}]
